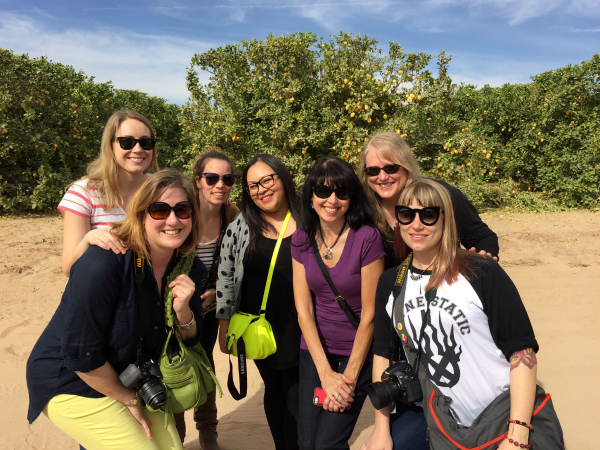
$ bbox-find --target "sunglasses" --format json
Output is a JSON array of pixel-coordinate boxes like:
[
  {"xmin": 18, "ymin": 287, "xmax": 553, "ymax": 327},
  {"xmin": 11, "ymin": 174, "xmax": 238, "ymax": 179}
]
[
  {"xmin": 147, "ymin": 201, "xmax": 194, "ymax": 220},
  {"xmin": 200, "ymin": 172, "xmax": 237, "ymax": 187},
  {"xmin": 395, "ymin": 206, "xmax": 442, "ymax": 226},
  {"xmin": 312, "ymin": 184, "xmax": 352, "ymax": 201},
  {"xmin": 364, "ymin": 164, "xmax": 402, "ymax": 177},
  {"xmin": 114, "ymin": 137, "xmax": 157, "ymax": 151}
]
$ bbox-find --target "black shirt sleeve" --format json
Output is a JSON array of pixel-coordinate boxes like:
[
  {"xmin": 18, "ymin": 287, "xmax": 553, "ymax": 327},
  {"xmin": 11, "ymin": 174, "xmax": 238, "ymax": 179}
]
[
  {"xmin": 61, "ymin": 246, "xmax": 123, "ymax": 373},
  {"xmin": 468, "ymin": 258, "xmax": 538, "ymax": 360},
  {"xmin": 431, "ymin": 178, "xmax": 500, "ymax": 258},
  {"xmin": 181, "ymin": 257, "xmax": 207, "ymax": 347},
  {"xmin": 373, "ymin": 267, "xmax": 401, "ymax": 360}
]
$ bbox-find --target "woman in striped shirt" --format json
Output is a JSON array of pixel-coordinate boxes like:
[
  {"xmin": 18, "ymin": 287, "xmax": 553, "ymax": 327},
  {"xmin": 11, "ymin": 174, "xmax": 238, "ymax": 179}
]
[
  {"xmin": 173, "ymin": 149, "xmax": 239, "ymax": 449},
  {"xmin": 58, "ymin": 110, "xmax": 158, "ymax": 276}
]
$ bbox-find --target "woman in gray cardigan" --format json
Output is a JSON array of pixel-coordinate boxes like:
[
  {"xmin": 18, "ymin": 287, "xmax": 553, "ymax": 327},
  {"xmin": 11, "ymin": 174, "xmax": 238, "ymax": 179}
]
[{"xmin": 216, "ymin": 154, "xmax": 302, "ymax": 450}]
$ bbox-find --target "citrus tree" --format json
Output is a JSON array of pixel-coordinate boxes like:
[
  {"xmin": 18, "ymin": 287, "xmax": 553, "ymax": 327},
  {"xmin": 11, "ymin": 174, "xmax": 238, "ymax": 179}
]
[{"xmin": 181, "ymin": 31, "xmax": 453, "ymax": 200}]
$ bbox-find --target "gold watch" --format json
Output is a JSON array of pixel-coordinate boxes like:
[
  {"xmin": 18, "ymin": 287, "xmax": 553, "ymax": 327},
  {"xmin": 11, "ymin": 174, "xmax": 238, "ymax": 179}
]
[{"xmin": 127, "ymin": 390, "xmax": 139, "ymax": 407}]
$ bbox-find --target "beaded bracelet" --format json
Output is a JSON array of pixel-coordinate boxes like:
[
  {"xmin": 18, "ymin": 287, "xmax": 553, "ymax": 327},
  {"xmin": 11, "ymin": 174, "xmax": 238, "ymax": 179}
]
[
  {"xmin": 494, "ymin": 438, "xmax": 532, "ymax": 449},
  {"xmin": 507, "ymin": 419, "xmax": 534, "ymax": 430}
]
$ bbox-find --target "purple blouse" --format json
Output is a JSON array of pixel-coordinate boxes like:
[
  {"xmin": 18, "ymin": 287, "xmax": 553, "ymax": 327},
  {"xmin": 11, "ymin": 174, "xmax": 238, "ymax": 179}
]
[{"xmin": 291, "ymin": 225, "xmax": 385, "ymax": 357}]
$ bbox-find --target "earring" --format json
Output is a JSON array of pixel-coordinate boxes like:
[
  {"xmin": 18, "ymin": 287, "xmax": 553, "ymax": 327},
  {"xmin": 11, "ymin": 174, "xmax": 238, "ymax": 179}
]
[{"xmin": 310, "ymin": 201, "xmax": 314, "ymax": 209}]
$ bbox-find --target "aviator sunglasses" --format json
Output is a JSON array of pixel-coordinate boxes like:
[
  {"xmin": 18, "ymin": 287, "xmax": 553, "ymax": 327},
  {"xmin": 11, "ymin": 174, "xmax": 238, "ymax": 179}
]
[
  {"xmin": 200, "ymin": 172, "xmax": 237, "ymax": 187},
  {"xmin": 114, "ymin": 137, "xmax": 158, "ymax": 151},
  {"xmin": 364, "ymin": 164, "xmax": 402, "ymax": 177},
  {"xmin": 147, "ymin": 201, "xmax": 194, "ymax": 220},
  {"xmin": 395, "ymin": 206, "xmax": 442, "ymax": 226},
  {"xmin": 312, "ymin": 184, "xmax": 352, "ymax": 200}
]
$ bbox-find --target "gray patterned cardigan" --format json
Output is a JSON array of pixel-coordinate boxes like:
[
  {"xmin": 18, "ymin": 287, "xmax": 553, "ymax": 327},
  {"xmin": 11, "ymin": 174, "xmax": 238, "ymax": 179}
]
[{"xmin": 215, "ymin": 212, "xmax": 249, "ymax": 319}]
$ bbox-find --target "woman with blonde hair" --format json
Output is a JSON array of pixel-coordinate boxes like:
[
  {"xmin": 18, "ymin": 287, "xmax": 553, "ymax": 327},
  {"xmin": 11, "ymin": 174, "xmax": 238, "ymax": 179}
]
[
  {"xmin": 58, "ymin": 110, "xmax": 158, "ymax": 276},
  {"xmin": 363, "ymin": 179, "xmax": 547, "ymax": 450},
  {"xmin": 27, "ymin": 169, "xmax": 206, "ymax": 449},
  {"xmin": 358, "ymin": 131, "xmax": 498, "ymax": 268}
]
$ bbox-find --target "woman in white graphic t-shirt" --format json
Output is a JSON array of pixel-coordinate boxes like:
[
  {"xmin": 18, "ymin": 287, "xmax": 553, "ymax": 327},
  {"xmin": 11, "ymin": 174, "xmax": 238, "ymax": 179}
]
[{"xmin": 363, "ymin": 179, "xmax": 541, "ymax": 450}]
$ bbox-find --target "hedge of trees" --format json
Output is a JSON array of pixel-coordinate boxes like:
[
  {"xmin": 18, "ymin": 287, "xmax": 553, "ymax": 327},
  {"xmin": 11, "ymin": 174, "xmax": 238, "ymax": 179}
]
[
  {"xmin": 0, "ymin": 48, "xmax": 184, "ymax": 211},
  {"xmin": 1, "ymin": 33, "xmax": 599, "ymax": 212}
]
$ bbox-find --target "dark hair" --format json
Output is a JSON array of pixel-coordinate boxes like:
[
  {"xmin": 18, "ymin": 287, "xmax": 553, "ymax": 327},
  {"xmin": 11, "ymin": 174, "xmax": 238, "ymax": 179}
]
[
  {"xmin": 192, "ymin": 147, "xmax": 236, "ymax": 205},
  {"xmin": 241, "ymin": 154, "xmax": 301, "ymax": 246},
  {"xmin": 300, "ymin": 155, "xmax": 376, "ymax": 244}
]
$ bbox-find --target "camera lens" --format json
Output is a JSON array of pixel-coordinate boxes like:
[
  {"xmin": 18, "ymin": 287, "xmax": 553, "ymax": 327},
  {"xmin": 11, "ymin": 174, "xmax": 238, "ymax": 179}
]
[
  {"xmin": 139, "ymin": 377, "xmax": 167, "ymax": 410},
  {"xmin": 367, "ymin": 378, "xmax": 403, "ymax": 410}
]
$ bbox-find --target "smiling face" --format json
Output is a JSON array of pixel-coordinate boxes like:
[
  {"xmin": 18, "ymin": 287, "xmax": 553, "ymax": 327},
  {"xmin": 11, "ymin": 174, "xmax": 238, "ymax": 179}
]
[
  {"xmin": 144, "ymin": 187, "xmax": 192, "ymax": 257},
  {"xmin": 196, "ymin": 158, "xmax": 234, "ymax": 207},
  {"xmin": 311, "ymin": 182, "xmax": 350, "ymax": 227},
  {"xmin": 399, "ymin": 198, "xmax": 444, "ymax": 261},
  {"xmin": 365, "ymin": 148, "xmax": 409, "ymax": 204},
  {"xmin": 246, "ymin": 161, "xmax": 288, "ymax": 215},
  {"xmin": 112, "ymin": 118, "xmax": 154, "ymax": 176}
]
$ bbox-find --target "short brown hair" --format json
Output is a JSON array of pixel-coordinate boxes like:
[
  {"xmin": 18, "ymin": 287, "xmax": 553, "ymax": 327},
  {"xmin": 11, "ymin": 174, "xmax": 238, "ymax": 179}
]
[{"xmin": 113, "ymin": 169, "xmax": 201, "ymax": 261}]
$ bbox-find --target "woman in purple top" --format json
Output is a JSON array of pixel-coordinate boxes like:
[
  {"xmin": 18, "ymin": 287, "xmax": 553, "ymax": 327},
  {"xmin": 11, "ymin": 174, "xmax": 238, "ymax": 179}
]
[{"xmin": 292, "ymin": 156, "xmax": 385, "ymax": 450}]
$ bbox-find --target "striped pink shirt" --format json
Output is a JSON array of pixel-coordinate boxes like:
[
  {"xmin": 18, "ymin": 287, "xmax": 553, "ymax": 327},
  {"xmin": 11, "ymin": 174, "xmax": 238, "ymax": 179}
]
[{"xmin": 57, "ymin": 179, "xmax": 125, "ymax": 229}]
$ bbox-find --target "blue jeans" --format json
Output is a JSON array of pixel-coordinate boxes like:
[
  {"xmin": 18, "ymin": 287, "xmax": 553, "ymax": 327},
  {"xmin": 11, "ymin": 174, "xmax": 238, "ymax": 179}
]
[
  {"xmin": 297, "ymin": 349, "xmax": 372, "ymax": 450},
  {"xmin": 390, "ymin": 402, "xmax": 428, "ymax": 450}
]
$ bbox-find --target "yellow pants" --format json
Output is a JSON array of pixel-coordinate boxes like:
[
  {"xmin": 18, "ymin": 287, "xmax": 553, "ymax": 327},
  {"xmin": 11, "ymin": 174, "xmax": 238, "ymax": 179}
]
[{"xmin": 44, "ymin": 394, "xmax": 183, "ymax": 450}]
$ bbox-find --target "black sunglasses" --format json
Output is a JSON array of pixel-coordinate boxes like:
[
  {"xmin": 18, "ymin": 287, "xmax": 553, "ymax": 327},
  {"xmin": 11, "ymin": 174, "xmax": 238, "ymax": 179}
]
[
  {"xmin": 312, "ymin": 184, "xmax": 352, "ymax": 201},
  {"xmin": 395, "ymin": 206, "xmax": 442, "ymax": 226},
  {"xmin": 200, "ymin": 172, "xmax": 237, "ymax": 187},
  {"xmin": 114, "ymin": 137, "xmax": 157, "ymax": 151},
  {"xmin": 364, "ymin": 164, "xmax": 402, "ymax": 177},
  {"xmin": 147, "ymin": 201, "xmax": 194, "ymax": 220}
]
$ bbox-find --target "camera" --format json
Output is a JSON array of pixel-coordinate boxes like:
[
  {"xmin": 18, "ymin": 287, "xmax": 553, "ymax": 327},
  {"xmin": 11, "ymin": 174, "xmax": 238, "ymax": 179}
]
[
  {"xmin": 367, "ymin": 361, "xmax": 423, "ymax": 410},
  {"xmin": 119, "ymin": 360, "xmax": 167, "ymax": 410}
]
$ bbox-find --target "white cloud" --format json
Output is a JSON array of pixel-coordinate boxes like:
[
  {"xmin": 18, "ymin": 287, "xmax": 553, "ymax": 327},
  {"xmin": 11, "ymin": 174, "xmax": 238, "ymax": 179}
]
[{"xmin": 0, "ymin": 13, "xmax": 214, "ymax": 104}]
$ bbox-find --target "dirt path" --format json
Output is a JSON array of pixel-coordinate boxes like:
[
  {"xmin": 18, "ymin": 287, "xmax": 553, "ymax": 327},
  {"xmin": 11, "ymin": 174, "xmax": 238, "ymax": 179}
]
[{"xmin": 1, "ymin": 212, "xmax": 598, "ymax": 449}]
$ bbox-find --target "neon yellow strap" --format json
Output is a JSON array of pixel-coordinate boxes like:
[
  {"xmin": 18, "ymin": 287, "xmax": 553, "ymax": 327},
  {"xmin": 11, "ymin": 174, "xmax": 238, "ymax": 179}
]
[{"xmin": 260, "ymin": 210, "xmax": 292, "ymax": 314}]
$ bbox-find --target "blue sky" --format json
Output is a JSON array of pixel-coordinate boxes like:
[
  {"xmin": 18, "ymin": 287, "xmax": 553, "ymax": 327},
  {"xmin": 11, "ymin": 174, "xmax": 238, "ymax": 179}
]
[{"xmin": 1, "ymin": 0, "xmax": 599, "ymax": 105}]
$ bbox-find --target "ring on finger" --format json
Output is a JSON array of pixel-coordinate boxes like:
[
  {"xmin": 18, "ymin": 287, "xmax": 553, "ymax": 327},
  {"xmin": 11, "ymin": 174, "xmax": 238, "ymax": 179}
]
[{"xmin": 335, "ymin": 394, "xmax": 340, "ymax": 400}]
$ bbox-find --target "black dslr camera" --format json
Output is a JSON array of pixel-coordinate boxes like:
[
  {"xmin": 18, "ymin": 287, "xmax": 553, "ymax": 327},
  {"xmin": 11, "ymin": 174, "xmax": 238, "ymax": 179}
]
[
  {"xmin": 367, "ymin": 361, "xmax": 423, "ymax": 410},
  {"xmin": 119, "ymin": 360, "xmax": 167, "ymax": 410}
]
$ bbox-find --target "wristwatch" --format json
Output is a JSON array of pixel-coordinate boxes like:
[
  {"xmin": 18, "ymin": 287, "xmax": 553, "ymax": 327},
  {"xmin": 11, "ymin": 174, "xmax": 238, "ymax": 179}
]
[{"xmin": 126, "ymin": 390, "xmax": 139, "ymax": 407}]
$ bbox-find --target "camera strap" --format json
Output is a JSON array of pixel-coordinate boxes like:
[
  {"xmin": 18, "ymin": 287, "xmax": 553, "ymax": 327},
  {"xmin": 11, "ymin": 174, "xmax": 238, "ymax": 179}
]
[{"xmin": 391, "ymin": 253, "xmax": 436, "ymax": 376}]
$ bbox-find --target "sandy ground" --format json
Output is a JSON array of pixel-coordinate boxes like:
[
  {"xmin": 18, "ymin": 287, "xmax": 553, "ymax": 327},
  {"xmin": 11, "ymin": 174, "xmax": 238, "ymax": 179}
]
[{"xmin": 1, "ymin": 211, "xmax": 598, "ymax": 450}]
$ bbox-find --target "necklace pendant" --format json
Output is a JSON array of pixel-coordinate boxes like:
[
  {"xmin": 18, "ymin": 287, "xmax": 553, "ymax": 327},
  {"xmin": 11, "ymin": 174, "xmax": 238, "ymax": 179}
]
[
  {"xmin": 410, "ymin": 273, "xmax": 422, "ymax": 281},
  {"xmin": 323, "ymin": 250, "xmax": 333, "ymax": 260}
]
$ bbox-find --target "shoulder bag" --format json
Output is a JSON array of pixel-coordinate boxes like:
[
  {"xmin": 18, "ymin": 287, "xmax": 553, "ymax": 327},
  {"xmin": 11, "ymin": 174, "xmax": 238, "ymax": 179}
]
[
  {"xmin": 225, "ymin": 210, "xmax": 291, "ymax": 400},
  {"xmin": 144, "ymin": 253, "xmax": 222, "ymax": 424}
]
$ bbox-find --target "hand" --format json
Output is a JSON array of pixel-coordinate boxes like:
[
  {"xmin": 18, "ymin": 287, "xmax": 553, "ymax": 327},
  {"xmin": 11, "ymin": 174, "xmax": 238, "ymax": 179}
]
[
  {"xmin": 85, "ymin": 227, "xmax": 127, "ymax": 255},
  {"xmin": 218, "ymin": 322, "xmax": 229, "ymax": 354},
  {"xmin": 467, "ymin": 247, "xmax": 498, "ymax": 262},
  {"xmin": 169, "ymin": 274, "xmax": 196, "ymax": 315},
  {"xmin": 200, "ymin": 288, "xmax": 216, "ymax": 310},
  {"xmin": 126, "ymin": 404, "xmax": 152, "ymax": 440},
  {"xmin": 361, "ymin": 429, "xmax": 393, "ymax": 450},
  {"xmin": 321, "ymin": 369, "xmax": 355, "ymax": 412}
]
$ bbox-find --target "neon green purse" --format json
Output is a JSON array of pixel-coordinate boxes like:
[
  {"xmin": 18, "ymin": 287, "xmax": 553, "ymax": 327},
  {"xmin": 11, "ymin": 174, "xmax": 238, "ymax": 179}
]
[{"xmin": 225, "ymin": 211, "xmax": 291, "ymax": 399}]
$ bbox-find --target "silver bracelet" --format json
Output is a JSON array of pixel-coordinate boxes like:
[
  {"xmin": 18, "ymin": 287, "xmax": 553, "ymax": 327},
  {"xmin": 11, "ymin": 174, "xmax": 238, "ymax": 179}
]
[{"xmin": 177, "ymin": 312, "xmax": 195, "ymax": 330}]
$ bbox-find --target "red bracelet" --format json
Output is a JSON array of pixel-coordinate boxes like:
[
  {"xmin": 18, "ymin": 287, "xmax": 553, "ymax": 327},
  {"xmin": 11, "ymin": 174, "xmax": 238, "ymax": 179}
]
[
  {"xmin": 494, "ymin": 437, "xmax": 532, "ymax": 449},
  {"xmin": 507, "ymin": 419, "xmax": 534, "ymax": 430}
]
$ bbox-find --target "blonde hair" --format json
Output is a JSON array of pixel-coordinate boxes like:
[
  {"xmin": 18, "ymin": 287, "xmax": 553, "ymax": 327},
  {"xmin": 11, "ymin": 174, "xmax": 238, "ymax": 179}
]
[
  {"xmin": 85, "ymin": 110, "xmax": 159, "ymax": 208},
  {"xmin": 397, "ymin": 179, "xmax": 478, "ymax": 290},
  {"xmin": 113, "ymin": 169, "xmax": 201, "ymax": 261},
  {"xmin": 358, "ymin": 131, "xmax": 421, "ymax": 238}
]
